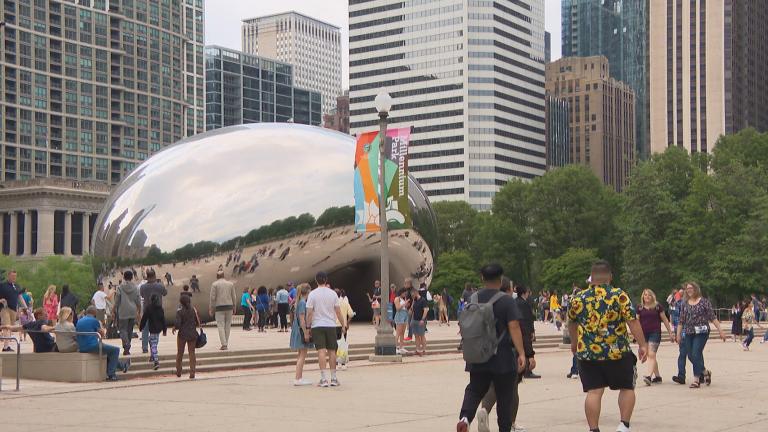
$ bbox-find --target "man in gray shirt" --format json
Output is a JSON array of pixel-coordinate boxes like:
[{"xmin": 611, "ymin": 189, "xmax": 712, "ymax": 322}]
[
  {"xmin": 114, "ymin": 270, "xmax": 141, "ymax": 356},
  {"xmin": 139, "ymin": 269, "xmax": 167, "ymax": 354}
]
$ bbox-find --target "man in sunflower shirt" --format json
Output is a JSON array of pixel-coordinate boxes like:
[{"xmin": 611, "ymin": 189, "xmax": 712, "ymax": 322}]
[{"xmin": 568, "ymin": 261, "xmax": 648, "ymax": 432}]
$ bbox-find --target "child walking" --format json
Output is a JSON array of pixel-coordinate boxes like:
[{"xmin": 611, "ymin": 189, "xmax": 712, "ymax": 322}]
[{"xmin": 139, "ymin": 293, "xmax": 167, "ymax": 370}]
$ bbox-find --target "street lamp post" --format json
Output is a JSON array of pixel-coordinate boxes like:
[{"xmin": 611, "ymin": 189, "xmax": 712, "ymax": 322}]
[{"xmin": 371, "ymin": 91, "xmax": 399, "ymax": 360}]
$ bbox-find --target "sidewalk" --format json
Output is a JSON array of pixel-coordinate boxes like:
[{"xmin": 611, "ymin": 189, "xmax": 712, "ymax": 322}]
[{"xmin": 1, "ymin": 336, "xmax": 765, "ymax": 431}]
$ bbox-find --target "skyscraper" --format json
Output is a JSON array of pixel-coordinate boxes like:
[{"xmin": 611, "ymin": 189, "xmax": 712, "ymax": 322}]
[
  {"xmin": 562, "ymin": 0, "xmax": 648, "ymax": 159},
  {"xmin": 204, "ymin": 46, "xmax": 322, "ymax": 130},
  {"xmin": 546, "ymin": 56, "xmax": 635, "ymax": 191},
  {"xmin": 242, "ymin": 12, "xmax": 342, "ymax": 117},
  {"xmin": 0, "ymin": 0, "xmax": 204, "ymax": 257},
  {"xmin": 349, "ymin": 0, "xmax": 546, "ymax": 210},
  {"xmin": 649, "ymin": 0, "xmax": 768, "ymax": 154}
]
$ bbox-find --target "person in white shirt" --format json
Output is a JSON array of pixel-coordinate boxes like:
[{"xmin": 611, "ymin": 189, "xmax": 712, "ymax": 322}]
[
  {"xmin": 91, "ymin": 282, "xmax": 112, "ymax": 325},
  {"xmin": 306, "ymin": 272, "xmax": 347, "ymax": 387}
]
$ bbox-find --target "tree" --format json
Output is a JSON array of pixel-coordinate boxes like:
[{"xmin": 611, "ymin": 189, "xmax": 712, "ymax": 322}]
[
  {"xmin": 431, "ymin": 201, "xmax": 478, "ymax": 253},
  {"xmin": 526, "ymin": 165, "xmax": 623, "ymax": 274},
  {"xmin": 429, "ymin": 251, "xmax": 481, "ymax": 301},
  {"xmin": 708, "ymin": 197, "xmax": 768, "ymax": 304},
  {"xmin": 0, "ymin": 255, "xmax": 97, "ymax": 309},
  {"xmin": 539, "ymin": 248, "xmax": 599, "ymax": 293},
  {"xmin": 621, "ymin": 147, "xmax": 697, "ymax": 293},
  {"xmin": 470, "ymin": 212, "xmax": 531, "ymax": 287}
]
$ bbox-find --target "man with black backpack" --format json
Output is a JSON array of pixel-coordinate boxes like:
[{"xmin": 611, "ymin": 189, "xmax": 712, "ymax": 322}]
[{"xmin": 457, "ymin": 264, "xmax": 526, "ymax": 432}]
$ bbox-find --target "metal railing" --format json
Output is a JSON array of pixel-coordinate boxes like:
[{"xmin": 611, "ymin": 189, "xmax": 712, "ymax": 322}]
[
  {"xmin": 48, "ymin": 331, "xmax": 104, "ymax": 358},
  {"xmin": 0, "ymin": 331, "xmax": 103, "ymax": 392},
  {"xmin": 0, "ymin": 336, "xmax": 20, "ymax": 392}
]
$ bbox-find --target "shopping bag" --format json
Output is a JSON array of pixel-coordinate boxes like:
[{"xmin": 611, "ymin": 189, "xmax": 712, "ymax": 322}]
[{"xmin": 336, "ymin": 335, "xmax": 349, "ymax": 365}]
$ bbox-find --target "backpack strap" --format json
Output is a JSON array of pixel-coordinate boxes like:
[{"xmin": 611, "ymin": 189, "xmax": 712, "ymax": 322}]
[
  {"xmin": 486, "ymin": 291, "xmax": 506, "ymax": 306},
  {"xmin": 482, "ymin": 291, "xmax": 511, "ymax": 348},
  {"xmin": 470, "ymin": 292, "xmax": 479, "ymax": 304}
]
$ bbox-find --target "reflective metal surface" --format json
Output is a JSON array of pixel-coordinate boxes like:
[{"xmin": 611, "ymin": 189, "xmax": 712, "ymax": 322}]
[{"xmin": 92, "ymin": 124, "xmax": 436, "ymax": 321}]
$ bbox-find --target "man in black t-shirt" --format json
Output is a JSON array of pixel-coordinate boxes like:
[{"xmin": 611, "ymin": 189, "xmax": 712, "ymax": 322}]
[
  {"xmin": 457, "ymin": 264, "xmax": 526, "ymax": 432},
  {"xmin": 0, "ymin": 308, "xmax": 56, "ymax": 353},
  {"xmin": 410, "ymin": 289, "xmax": 428, "ymax": 355}
]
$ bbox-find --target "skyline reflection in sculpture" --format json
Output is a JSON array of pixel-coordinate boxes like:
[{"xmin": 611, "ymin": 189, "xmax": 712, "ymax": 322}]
[{"xmin": 92, "ymin": 124, "xmax": 436, "ymax": 322}]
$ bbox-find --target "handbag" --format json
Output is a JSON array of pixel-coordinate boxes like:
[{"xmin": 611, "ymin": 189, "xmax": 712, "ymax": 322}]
[
  {"xmin": 193, "ymin": 307, "xmax": 207, "ymax": 348},
  {"xmin": 196, "ymin": 328, "xmax": 208, "ymax": 348}
]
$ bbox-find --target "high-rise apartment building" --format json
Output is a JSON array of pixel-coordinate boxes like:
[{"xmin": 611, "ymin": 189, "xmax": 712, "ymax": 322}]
[
  {"xmin": 546, "ymin": 56, "xmax": 635, "ymax": 191},
  {"xmin": 242, "ymin": 12, "xmax": 342, "ymax": 117},
  {"xmin": 545, "ymin": 94, "xmax": 569, "ymax": 169},
  {"xmin": 649, "ymin": 0, "xmax": 768, "ymax": 154},
  {"xmin": 349, "ymin": 0, "xmax": 546, "ymax": 210},
  {"xmin": 562, "ymin": 0, "xmax": 649, "ymax": 159},
  {"xmin": 204, "ymin": 46, "xmax": 322, "ymax": 130},
  {"xmin": 0, "ymin": 0, "xmax": 204, "ymax": 258}
]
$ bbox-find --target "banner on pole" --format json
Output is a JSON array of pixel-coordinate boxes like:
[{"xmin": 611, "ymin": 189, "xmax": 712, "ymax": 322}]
[{"xmin": 353, "ymin": 127, "xmax": 411, "ymax": 232}]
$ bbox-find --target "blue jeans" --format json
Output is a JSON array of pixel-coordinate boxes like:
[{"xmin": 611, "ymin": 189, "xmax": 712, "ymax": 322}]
[
  {"xmin": 744, "ymin": 328, "xmax": 755, "ymax": 347},
  {"xmin": 82, "ymin": 343, "xmax": 124, "ymax": 378},
  {"xmin": 677, "ymin": 333, "xmax": 688, "ymax": 378},
  {"xmin": 142, "ymin": 325, "xmax": 149, "ymax": 352},
  {"xmin": 684, "ymin": 332, "xmax": 709, "ymax": 379}
]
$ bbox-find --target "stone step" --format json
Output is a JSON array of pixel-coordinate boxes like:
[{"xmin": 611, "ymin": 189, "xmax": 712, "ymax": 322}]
[
  {"xmin": 122, "ymin": 340, "xmax": 563, "ymax": 378},
  {"xmin": 125, "ymin": 335, "xmax": 563, "ymax": 363},
  {"xmin": 126, "ymin": 341, "xmax": 564, "ymax": 372}
]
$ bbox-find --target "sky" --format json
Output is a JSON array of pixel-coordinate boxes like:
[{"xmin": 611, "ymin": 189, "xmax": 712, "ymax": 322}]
[{"xmin": 205, "ymin": 0, "xmax": 563, "ymax": 89}]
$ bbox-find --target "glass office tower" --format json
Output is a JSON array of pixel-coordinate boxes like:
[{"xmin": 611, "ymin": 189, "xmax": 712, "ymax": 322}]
[{"xmin": 562, "ymin": 0, "xmax": 647, "ymax": 158}]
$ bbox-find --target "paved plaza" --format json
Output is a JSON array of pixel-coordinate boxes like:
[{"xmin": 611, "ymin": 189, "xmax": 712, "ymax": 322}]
[{"xmin": 1, "ymin": 331, "xmax": 766, "ymax": 432}]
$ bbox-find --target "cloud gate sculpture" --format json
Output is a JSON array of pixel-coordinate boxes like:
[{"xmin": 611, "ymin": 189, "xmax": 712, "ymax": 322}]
[{"xmin": 92, "ymin": 124, "xmax": 437, "ymax": 322}]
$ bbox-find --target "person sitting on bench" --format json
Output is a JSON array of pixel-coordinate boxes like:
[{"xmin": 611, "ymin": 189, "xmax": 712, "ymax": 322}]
[{"xmin": 0, "ymin": 308, "xmax": 56, "ymax": 353}]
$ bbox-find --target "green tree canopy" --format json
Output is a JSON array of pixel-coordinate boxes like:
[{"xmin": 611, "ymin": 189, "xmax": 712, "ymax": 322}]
[
  {"xmin": 0, "ymin": 255, "xmax": 97, "ymax": 311},
  {"xmin": 539, "ymin": 248, "xmax": 599, "ymax": 294},
  {"xmin": 429, "ymin": 251, "xmax": 481, "ymax": 300},
  {"xmin": 431, "ymin": 200, "xmax": 478, "ymax": 253}
]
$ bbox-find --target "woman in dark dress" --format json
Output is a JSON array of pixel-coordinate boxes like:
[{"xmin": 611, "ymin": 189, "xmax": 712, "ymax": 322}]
[
  {"xmin": 173, "ymin": 294, "xmax": 199, "ymax": 379},
  {"xmin": 730, "ymin": 302, "xmax": 743, "ymax": 342},
  {"xmin": 60, "ymin": 284, "xmax": 80, "ymax": 324}
]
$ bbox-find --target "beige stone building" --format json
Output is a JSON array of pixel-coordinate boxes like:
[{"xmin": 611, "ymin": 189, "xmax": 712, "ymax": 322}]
[
  {"xmin": 0, "ymin": 179, "xmax": 109, "ymax": 258},
  {"xmin": 242, "ymin": 12, "xmax": 342, "ymax": 117},
  {"xmin": 649, "ymin": 1, "xmax": 768, "ymax": 154},
  {"xmin": 545, "ymin": 56, "xmax": 635, "ymax": 192}
]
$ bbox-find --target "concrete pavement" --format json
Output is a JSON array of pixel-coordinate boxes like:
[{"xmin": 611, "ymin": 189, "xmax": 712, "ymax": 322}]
[{"xmin": 1, "ymin": 335, "xmax": 766, "ymax": 431}]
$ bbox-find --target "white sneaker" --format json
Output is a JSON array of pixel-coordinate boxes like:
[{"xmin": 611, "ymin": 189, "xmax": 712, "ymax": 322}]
[
  {"xmin": 616, "ymin": 422, "xmax": 631, "ymax": 432},
  {"xmin": 476, "ymin": 408, "xmax": 490, "ymax": 432},
  {"xmin": 293, "ymin": 378, "xmax": 312, "ymax": 386},
  {"xmin": 512, "ymin": 425, "xmax": 527, "ymax": 432}
]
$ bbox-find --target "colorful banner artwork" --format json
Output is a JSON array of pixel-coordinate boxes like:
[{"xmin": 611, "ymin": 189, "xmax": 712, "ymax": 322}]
[{"xmin": 354, "ymin": 127, "xmax": 411, "ymax": 232}]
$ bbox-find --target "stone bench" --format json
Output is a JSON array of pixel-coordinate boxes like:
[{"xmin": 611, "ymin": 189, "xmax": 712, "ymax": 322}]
[{"xmin": 0, "ymin": 352, "xmax": 106, "ymax": 383}]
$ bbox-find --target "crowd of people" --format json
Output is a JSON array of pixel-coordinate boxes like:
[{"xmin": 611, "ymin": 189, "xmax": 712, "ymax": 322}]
[
  {"xmin": 455, "ymin": 261, "xmax": 765, "ymax": 432},
  {"xmin": 0, "ymin": 268, "xmax": 204, "ymax": 381},
  {"xmin": 2, "ymin": 256, "xmax": 765, "ymax": 431}
]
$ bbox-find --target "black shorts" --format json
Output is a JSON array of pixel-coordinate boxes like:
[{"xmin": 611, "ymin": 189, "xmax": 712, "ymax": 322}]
[
  {"xmin": 577, "ymin": 353, "xmax": 637, "ymax": 392},
  {"xmin": 311, "ymin": 327, "xmax": 338, "ymax": 351}
]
